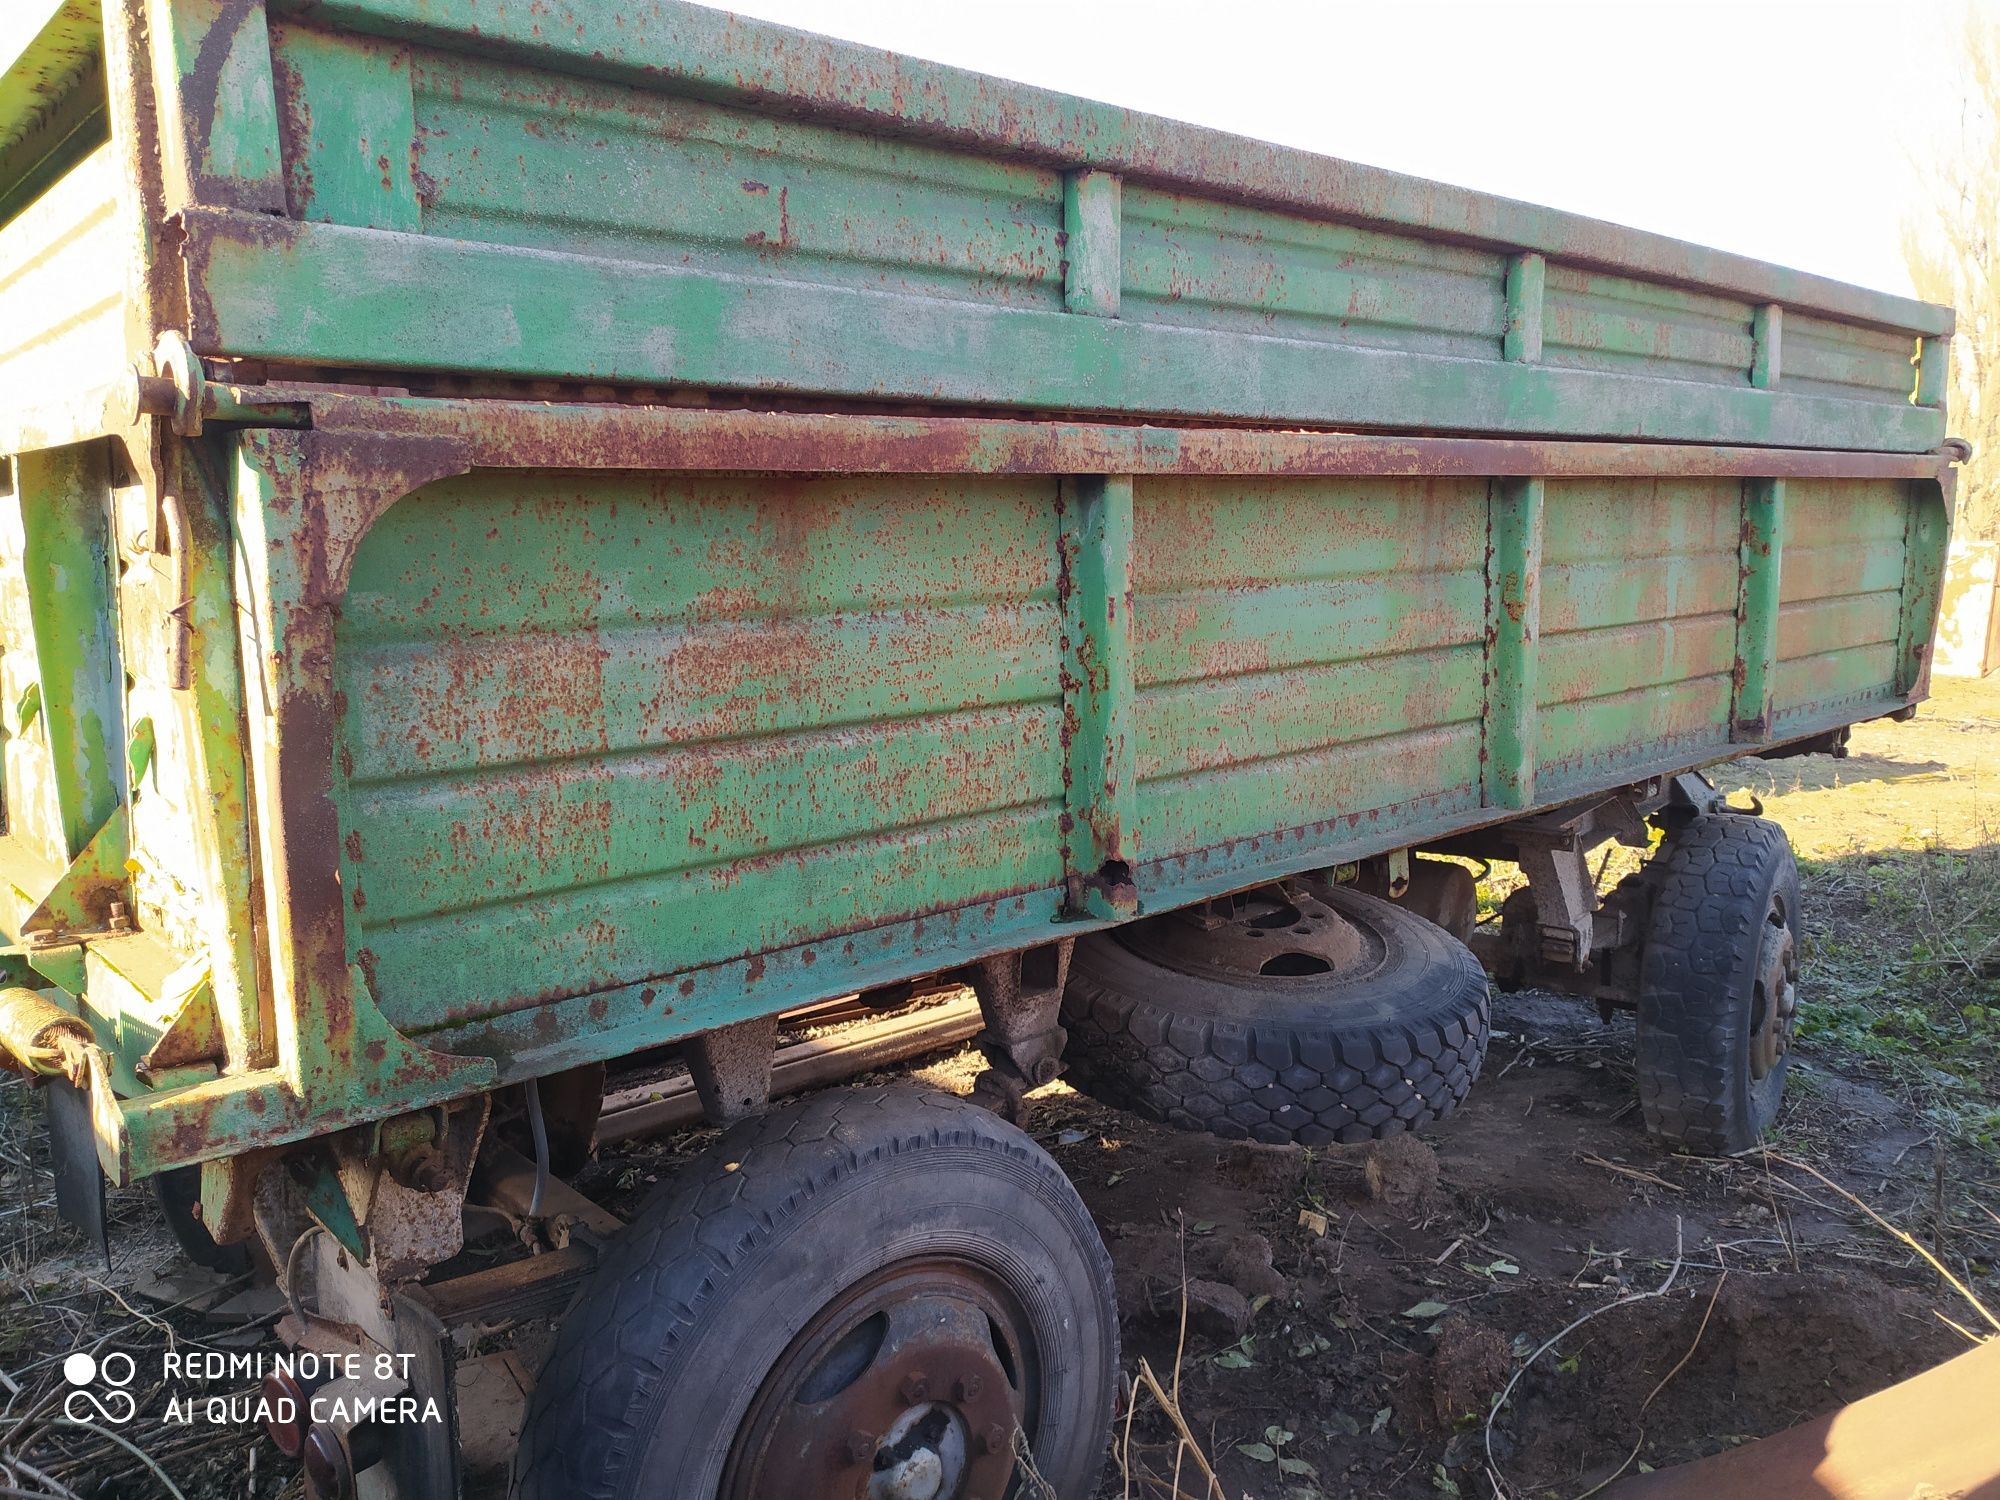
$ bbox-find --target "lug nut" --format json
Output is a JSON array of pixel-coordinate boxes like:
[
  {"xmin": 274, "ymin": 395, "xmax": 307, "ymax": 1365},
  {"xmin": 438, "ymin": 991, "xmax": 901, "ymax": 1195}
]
[
  {"xmin": 981, "ymin": 1423, "xmax": 1008, "ymax": 1455},
  {"xmin": 953, "ymin": 1374, "xmax": 983, "ymax": 1402},
  {"xmin": 843, "ymin": 1430, "xmax": 876, "ymax": 1466},
  {"xmin": 900, "ymin": 1372, "xmax": 929, "ymax": 1402}
]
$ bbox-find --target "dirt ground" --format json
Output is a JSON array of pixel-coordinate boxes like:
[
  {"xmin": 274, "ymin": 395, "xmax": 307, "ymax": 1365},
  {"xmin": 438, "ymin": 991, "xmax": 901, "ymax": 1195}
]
[{"xmin": 4, "ymin": 679, "xmax": 1998, "ymax": 1499}]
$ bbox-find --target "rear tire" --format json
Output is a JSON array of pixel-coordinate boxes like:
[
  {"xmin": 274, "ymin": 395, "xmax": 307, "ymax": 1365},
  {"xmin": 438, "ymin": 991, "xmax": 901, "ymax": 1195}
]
[
  {"xmin": 513, "ymin": 1084, "xmax": 1118, "ymax": 1500},
  {"xmin": 1062, "ymin": 882, "xmax": 1491, "ymax": 1145},
  {"xmin": 1636, "ymin": 814, "xmax": 1800, "ymax": 1154}
]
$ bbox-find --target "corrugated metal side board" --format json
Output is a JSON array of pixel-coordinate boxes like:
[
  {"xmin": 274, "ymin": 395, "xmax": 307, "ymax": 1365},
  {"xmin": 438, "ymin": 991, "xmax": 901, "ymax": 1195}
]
[
  {"xmin": 1536, "ymin": 478, "xmax": 1742, "ymax": 793},
  {"xmin": 1131, "ymin": 476, "xmax": 1487, "ymax": 860},
  {"xmin": 155, "ymin": 11, "xmax": 1948, "ymax": 451},
  {"xmin": 1774, "ymin": 479, "xmax": 1911, "ymax": 727},
  {"xmin": 333, "ymin": 462, "xmax": 1931, "ymax": 1058},
  {"xmin": 402, "ymin": 44, "xmax": 1067, "ymax": 312},
  {"xmin": 334, "ymin": 471, "xmax": 1068, "ymax": 1037}
]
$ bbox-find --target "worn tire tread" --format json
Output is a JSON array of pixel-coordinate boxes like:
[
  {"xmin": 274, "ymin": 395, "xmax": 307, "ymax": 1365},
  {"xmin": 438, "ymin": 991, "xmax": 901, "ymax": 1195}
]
[
  {"xmin": 512, "ymin": 1083, "xmax": 1117, "ymax": 1500},
  {"xmin": 1635, "ymin": 814, "xmax": 1796, "ymax": 1154},
  {"xmin": 1061, "ymin": 892, "xmax": 1491, "ymax": 1146}
]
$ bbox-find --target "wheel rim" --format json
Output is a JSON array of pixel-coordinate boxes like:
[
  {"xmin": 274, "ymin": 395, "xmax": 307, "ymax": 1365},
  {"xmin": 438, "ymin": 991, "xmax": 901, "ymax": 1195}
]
[
  {"xmin": 1749, "ymin": 893, "xmax": 1799, "ymax": 1082},
  {"xmin": 1112, "ymin": 881, "xmax": 1377, "ymax": 984},
  {"xmin": 720, "ymin": 1260, "xmax": 1035, "ymax": 1500}
]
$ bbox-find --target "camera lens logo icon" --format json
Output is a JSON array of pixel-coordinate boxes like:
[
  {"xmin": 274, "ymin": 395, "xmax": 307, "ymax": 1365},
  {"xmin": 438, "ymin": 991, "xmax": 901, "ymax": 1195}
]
[{"xmin": 63, "ymin": 1351, "xmax": 137, "ymax": 1424}]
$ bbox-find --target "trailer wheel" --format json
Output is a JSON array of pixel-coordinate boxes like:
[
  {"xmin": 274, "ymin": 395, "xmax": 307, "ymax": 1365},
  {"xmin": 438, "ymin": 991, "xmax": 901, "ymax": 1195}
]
[
  {"xmin": 1636, "ymin": 813, "xmax": 1800, "ymax": 1154},
  {"xmin": 513, "ymin": 1083, "xmax": 1117, "ymax": 1500},
  {"xmin": 1061, "ymin": 881, "xmax": 1490, "ymax": 1145}
]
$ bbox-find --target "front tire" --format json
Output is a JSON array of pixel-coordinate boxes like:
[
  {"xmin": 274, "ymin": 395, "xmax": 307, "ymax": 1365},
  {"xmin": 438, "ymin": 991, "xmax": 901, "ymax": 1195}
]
[
  {"xmin": 513, "ymin": 1084, "xmax": 1118, "ymax": 1500},
  {"xmin": 1636, "ymin": 814, "xmax": 1801, "ymax": 1154}
]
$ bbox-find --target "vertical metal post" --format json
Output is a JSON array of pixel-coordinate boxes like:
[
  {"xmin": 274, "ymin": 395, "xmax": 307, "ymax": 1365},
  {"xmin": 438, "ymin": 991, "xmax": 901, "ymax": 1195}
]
[
  {"xmin": 1732, "ymin": 478, "xmax": 1785, "ymax": 740},
  {"xmin": 1896, "ymin": 478, "xmax": 1952, "ymax": 696},
  {"xmin": 1751, "ymin": 304, "xmax": 1783, "ymax": 389},
  {"xmin": 16, "ymin": 443, "xmax": 125, "ymax": 859},
  {"xmin": 1060, "ymin": 474, "xmax": 1137, "ymax": 918},
  {"xmin": 1914, "ymin": 335, "xmax": 1950, "ymax": 409},
  {"xmin": 1063, "ymin": 169, "xmax": 1121, "ymax": 318},
  {"xmin": 1502, "ymin": 253, "xmax": 1544, "ymax": 364},
  {"xmin": 142, "ymin": 0, "xmax": 287, "ymax": 214},
  {"xmin": 1483, "ymin": 476, "xmax": 1543, "ymax": 809}
]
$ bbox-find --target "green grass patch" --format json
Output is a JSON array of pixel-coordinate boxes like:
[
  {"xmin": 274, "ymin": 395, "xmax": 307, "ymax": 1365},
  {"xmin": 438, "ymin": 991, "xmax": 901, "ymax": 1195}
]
[{"xmin": 1798, "ymin": 844, "xmax": 2000, "ymax": 1152}]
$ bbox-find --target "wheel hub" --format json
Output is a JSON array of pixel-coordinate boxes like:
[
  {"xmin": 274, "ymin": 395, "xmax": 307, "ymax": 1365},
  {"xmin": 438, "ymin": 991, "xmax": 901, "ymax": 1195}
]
[
  {"xmin": 724, "ymin": 1264, "xmax": 1029, "ymax": 1500},
  {"xmin": 1749, "ymin": 903, "xmax": 1799, "ymax": 1081},
  {"xmin": 1120, "ymin": 882, "xmax": 1372, "ymax": 982}
]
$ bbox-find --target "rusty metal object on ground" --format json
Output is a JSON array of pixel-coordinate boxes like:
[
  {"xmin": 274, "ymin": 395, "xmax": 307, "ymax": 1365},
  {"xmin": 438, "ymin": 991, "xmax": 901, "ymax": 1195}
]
[{"xmin": 1608, "ymin": 1330, "xmax": 2000, "ymax": 1499}]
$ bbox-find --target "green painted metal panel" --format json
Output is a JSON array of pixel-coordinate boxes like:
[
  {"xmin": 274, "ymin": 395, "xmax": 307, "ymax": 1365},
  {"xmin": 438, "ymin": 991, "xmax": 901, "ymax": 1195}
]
[
  {"xmin": 1543, "ymin": 265, "xmax": 1754, "ymax": 388},
  {"xmin": 269, "ymin": 22, "xmax": 420, "ymax": 230},
  {"xmin": 1119, "ymin": 186, "xmax": 1505, "ymax": 361},
  {"xmin": 16, "ymin": 441, "xmax": 123, "ymax": 860},
  {"xmin": 402, "ymin": 45, "xmax": 1066, "ymax": 310},
  {"xmin": 56, "ymin": 0, "xmax": 1936, "ymax": 451},
  {"xmin": 1782, "ymin": 314, "xmax": 1920, "ymax": 405},
  {"xmin": 259, "ymin": 0, "xmax": 1950, "ymax": 339},
  {"xmin": 1733, "ymin": 478, "xmax": 1784, "ymax": 738},
  {"xmin": 1130, "ymin": 475, "xmax": 1486, "ymax": 861},
  {"xmin": 1483, "ymin": 478, "xmax": 1543, "ymax": 809},
  {"xmin": 1535, "ymin": 477, "xmax": 1746, "ymax": 781},
  {"xmin": 334, "ymin": 470, "xmax": 1068, "ymax": 1034},
  {"xmin": 180, "ymin": 209, "xmax": 1950, "ymax": 451}
]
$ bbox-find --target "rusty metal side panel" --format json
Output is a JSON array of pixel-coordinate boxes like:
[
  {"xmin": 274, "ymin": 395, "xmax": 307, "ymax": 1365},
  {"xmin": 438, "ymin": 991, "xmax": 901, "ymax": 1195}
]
[
  {"xmin": 262, "ymin": 0, "xmax": 1949, "ymax": 341},
  {"xmin": 1772, "ymin": 478, "xmax": 1927, "ymax": 727},
  {"xmin": 67, "ymin": 398, "xmax": 1952, "ymax": 1179},
  {"xmin": 124, "ymin": 2, "xmax": 1948, "ymax": 454},
  {"xmin": 1117, "ymin": 186, "xmax": 1505, "ymax": 361},
  {"xmin": 394, "ymin": 38, "xmax": 1066, "ymax": 313},
  {"xmin": 332, "ymin": 470, "xmax": 1068, "ymax": 1043},
  {"xmin": 1129, "ymin": 476, "xmax": 1489, "ymax": 862},
  {"xmin": 1535, "ymin": 478, "xmax": 1742, "ymax": 797},
  {"xmin": 1541, "ymin": 267, "xmax": 1756, "ymax": 391}
]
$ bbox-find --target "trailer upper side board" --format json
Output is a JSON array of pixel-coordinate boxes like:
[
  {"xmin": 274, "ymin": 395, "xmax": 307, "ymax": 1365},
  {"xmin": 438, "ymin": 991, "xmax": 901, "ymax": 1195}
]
[{"xmin": 0, "ymin": 0, "xmax": 1957, "ymax": 455}]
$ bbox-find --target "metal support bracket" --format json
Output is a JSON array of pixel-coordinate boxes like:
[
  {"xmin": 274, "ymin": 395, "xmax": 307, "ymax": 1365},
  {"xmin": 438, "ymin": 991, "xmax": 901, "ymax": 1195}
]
[
  {"xmin": 684, "ymin": 1015, "xmax": 779, "ymax": 1126},
  {"xmin": 966, "ymin": 941, "xmax": 1074, "ymax": 1124},
  {"xmin": 1516, "ymin": 845, "xmax": 1597, "ymax": 971}
]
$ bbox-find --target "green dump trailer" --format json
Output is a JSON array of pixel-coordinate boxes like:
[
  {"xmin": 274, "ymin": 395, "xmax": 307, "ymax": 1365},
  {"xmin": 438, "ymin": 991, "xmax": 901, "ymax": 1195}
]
[{"xmin": 0, "ymin": 1, "xmax": 1959, "ymax": 1495}]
